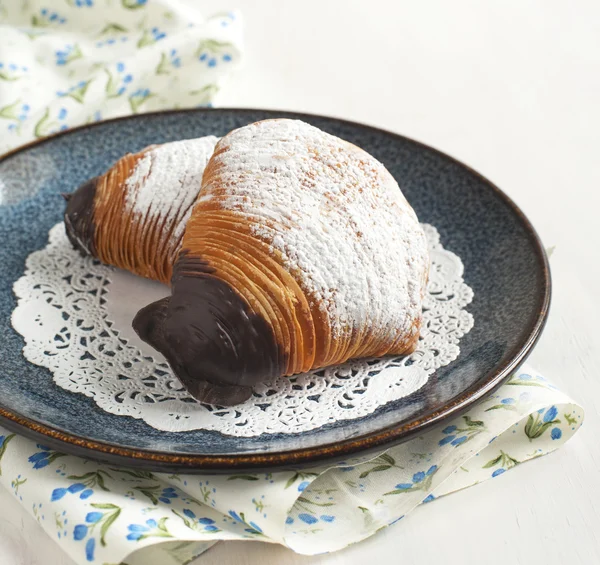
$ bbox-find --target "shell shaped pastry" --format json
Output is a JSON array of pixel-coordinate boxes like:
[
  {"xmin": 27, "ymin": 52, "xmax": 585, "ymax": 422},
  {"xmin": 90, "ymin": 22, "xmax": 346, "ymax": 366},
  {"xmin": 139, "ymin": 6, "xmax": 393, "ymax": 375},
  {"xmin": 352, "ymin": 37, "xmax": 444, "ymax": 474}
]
[
  {"xmin": 133, "ymin": 119, "xmax": 429, "ymax": 405},
  {"xmin": 64, "ymin": 136, "xmax": 218, "ymax": 284}
]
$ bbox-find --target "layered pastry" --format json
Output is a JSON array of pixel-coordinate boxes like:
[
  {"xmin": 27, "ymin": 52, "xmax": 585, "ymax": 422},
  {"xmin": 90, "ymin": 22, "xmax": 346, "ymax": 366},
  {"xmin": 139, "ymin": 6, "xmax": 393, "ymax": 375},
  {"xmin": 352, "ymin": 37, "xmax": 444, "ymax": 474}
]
[
  {"xmin": 63, "ymin": 135, "xmax": 218, "ymax": 283},
  {"xmin": 64, "ymin": 119, "xmax": 429, "ymax": 405}
]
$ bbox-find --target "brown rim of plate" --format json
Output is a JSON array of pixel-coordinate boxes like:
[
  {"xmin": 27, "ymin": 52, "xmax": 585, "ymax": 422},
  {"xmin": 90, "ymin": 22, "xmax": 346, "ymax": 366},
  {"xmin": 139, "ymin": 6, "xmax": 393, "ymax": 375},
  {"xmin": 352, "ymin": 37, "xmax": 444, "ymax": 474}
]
[{"xmin": 0, "ymin": 108, "xmax": 551, "ymax": 472}]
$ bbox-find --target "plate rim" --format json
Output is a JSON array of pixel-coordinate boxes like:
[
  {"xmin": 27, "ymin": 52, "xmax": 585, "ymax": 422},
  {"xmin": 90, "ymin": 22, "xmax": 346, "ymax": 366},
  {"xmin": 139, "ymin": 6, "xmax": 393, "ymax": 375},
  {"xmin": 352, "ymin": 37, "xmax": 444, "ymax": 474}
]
[{"xmin": 0, "ymin": 107, "xmax": 551, "ymax": 472}]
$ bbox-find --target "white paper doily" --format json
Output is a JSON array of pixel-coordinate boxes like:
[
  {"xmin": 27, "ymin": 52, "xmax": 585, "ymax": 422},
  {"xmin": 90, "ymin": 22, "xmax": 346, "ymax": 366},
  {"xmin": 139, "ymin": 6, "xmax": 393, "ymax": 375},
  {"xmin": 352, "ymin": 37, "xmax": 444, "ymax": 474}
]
[{"xmin": 12, "ymin": 223, "xmax": 474, "ymax": 436}]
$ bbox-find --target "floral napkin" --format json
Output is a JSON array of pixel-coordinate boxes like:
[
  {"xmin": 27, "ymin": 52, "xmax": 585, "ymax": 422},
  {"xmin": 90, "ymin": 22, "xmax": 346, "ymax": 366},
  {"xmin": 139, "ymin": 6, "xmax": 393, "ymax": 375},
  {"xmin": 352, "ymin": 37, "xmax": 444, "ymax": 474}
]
[
  {"xmin": 0, "ymin": 0, "xmax": 242, "ymax": 154},
  {"xmin": 0, "ymin": 367, "xmax": 583, "ymax": 564},
  {"xmin": 0, "ymin": 2, "xmax": 584, "ymax": 565}
]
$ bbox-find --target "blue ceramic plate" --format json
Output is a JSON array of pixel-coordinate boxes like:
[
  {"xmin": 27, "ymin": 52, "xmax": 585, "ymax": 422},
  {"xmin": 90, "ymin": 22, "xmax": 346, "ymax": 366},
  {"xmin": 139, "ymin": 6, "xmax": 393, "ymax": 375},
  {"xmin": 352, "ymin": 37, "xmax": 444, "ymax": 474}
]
[{"xmin": 0, "ymin": 109, "xmax": 550, "ymax": 472}]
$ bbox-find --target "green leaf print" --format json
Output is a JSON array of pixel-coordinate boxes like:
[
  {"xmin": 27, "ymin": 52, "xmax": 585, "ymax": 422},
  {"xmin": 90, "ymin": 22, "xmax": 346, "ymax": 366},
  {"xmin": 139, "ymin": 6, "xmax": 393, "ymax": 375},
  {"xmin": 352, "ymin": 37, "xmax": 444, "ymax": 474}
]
[
  {"xmin": 296, "ymin": 496, "xmax": 335, "ymax": 508},
  {"xmin": 524, "ymin": 413, "xmax": 560, "ymax": 440},
  {"xmin": 195, "ymin": 39, "xmax": 231, "ymax": 57},
  {"xmin": 156, "ymin": 53, "xmax": 170, "ymax": 75},
  {"xmin": 137, "ymin": 29, "xmax": 155, "ymax": 48},
  {"xmin": 189, "ymin": 84, "xmax": 219, "ymax": 105},
  {"xmin": 0, "ymin": 100, "xmax": 22, "ymax": 121},
  {"xmin": 564, "ymin": 413, "xmax": 577, "ymax": 426},
  {"xmin": 122, "ymin": 0, "xmax": 147, "ymax": 9},
  {"xmin": 90, "ymin": 503, "xmax": 122, "ymax": 546},
  {"xmin": 134, "ymin": 484, "xmax": 163, "ymax": 505},
  {"xmin": 99, "ymin": 22, "xmax": 129, "ymax": 35},
  {"xmin": 483, "ymin": 450, "xmax": 520, "ymax": 470},
  {"xmin": 31, "ymin": 15, "xmax": 49, "ymax": 28},
  {"xmin": 506, "ymin": 373, "xmax": 550, "ymax": 388},
  {"xmin": 463, "ymin": 416, "xmax": 484, "ymax": 427},
  {"xmin": 66, "ymin": 80, "xmax": 91, "ymax": 103},
  {"xmin": 104, "ymin": 69, "xmax": 124, "ymax": 98},
  {"xmin": 128, "ymin": 90, "xmax": 154, "ymax": 113},
  {"xmin": 67, "ymin": 470, "xmax": 112, "ymax": 491},
  {"xmin": 227, "ymin": 474, "xmax": 259, "ymax": 481},
  {"xmin": 0, "ymin": 70, "xmax": 19, "ymax": 81},
  {"xmin": 34, "ymin": 108, "xmax": 57, "ymax": 138},
  {"xmin": 482, "ymin": 455, "xmax": 502, "ymax": 469},
  {"xmin": 383, "ymin": 465, "xmax": 439, "ymax": 496},
  {"xmin": 110, "ymin": 468, "xmax": 156, "ymax": 481},
  {"xmin": 61, "ymin": 44, "xmax": 83, "ymax": 65},
  {"xmin": 0, "ymin": 434, "xmax": 15, "ymax": 476},
  {"xmin": 485, "ymin": 404, "xmax": 517, "ymax": 412},
  {"xmin": 358, "ymin": 453, "xmax": 404, "ymax": 478},
  {"xmin": 11, "ymin": 477, "xmax": 27, "ymax": 496},
  {"xmin": 284, "ymin": 471, "xmax": 319, "ymax": 489}
]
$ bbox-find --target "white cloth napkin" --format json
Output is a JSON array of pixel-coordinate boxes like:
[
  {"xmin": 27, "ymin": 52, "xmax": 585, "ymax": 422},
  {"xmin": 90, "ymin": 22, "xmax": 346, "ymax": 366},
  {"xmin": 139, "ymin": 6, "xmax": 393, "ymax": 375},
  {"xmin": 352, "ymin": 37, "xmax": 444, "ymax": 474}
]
[{"xmin": 0, "ymin": 3, "xmax": 584, "ymax": 565}]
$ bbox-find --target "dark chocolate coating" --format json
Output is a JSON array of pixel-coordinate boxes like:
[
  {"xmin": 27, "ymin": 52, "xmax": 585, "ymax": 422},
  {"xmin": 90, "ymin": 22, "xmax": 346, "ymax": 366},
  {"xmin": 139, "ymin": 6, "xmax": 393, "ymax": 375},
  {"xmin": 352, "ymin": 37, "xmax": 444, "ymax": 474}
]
[
  {"xmin": 63, "ymin": 176, "xmax": 98, "ymax": 257},
  {"xmin": 132, "ymin": 250, "xmax": 283, "ymax": 406}
]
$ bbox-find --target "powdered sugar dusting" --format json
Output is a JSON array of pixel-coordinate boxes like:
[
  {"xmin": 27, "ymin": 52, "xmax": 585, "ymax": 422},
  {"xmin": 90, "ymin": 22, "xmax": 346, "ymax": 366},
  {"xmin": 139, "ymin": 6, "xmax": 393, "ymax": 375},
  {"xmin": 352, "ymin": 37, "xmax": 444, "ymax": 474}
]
[
  {"xmin": 125, "ymin": 136, "xmax": 218, "ymax": 244},
  {"xmin": 202, "ymin": 119, "xmax": 429, "ymax": 344}
]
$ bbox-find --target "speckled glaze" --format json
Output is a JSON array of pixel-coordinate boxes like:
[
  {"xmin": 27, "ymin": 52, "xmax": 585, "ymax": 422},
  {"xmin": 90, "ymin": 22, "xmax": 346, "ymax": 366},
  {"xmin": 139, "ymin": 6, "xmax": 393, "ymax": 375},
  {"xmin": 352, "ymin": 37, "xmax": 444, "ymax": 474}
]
[{"xmin": 0, "ymin": 109, "xmax": 550, "ymax": 473}]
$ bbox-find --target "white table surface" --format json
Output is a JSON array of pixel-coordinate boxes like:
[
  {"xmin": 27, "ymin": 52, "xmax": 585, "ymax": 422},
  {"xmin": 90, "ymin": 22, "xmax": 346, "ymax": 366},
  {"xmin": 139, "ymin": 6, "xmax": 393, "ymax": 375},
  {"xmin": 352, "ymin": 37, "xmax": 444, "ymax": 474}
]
[{"xmin": 2, "ymin": 1, "xmax": 600, "ymax": 563}]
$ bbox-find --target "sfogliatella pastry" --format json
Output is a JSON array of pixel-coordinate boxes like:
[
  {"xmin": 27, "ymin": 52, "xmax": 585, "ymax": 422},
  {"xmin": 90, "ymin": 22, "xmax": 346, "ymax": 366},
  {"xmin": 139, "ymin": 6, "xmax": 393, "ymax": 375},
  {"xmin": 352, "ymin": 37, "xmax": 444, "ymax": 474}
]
[
  {"xmin": 64, "ymin": 135, "xmax": 218, "ymax": 284},
  {"xmin": 64, "ymin": 119, "xmax": 429, "ymax": 406}
]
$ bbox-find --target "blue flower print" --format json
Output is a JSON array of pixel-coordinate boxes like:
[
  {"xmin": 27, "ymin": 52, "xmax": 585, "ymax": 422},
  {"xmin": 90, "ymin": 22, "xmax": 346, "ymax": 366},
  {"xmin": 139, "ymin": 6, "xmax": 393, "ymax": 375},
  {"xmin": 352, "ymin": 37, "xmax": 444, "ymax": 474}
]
[
  {"xmin": 320, "ymin": 515, "xmax": 335, "ymax": 522},
  {"xmin": 158, "ymin": 487, "xmax": 178, "ymax": 504},
  {"xmin": 298, "ymin": 513, "xmax": 318, "ymax": 525},
  {"xmin": 85, "ymin": 512, "xmax": 103, "ymax": 523},
  {"xmin": 298, "ymin": 480, "xmax": 310, "ymax": 492},
  {"xmin": 524, "ymin": 406, "xmax": 561, "ymax": 440},
  {"xmin": 285, "ymin": 516, "xmax": 294, "ymax": 525},
  {"xmin": 73, "ymin": 524, "xmax": 88, "ymax": 540},
  {"xmin": 32, "ymin": 9, "xmax": 67, "ymax": 27},
  {"xmin": 438, "ymin": 415, "xmax": 486, "ymax": 447},
  {"xmin": 55, "ymin": 44, "xmax": 82, "ymax": 66},
  {"xmin": 173, "ymin": 509, "xmax": 221, "ymax": 533},
  {"xmin": 246, "ymin": 521, "xmax": 263, "ymax": 534},
  {"xmin": 73, "ymin": 0, "xmax": 94, "ymax": 7},
  {"xmin": 105, "ymin": 63, "xmax": 132, "ymax": 99},
  {"xmin": 228, "ymin": 510, "xmax": 242, "ymax": 523},
  {"xmin": 196, "ymin": 39, "xmax": 234, "ymax": 68},
  {"xmin": 492, "ymin": 468, "xmax": 506, "ymax": 477},
  {"xmin": 423, "ymin": 494, "xmax": 436, "ymax": 503},
  {"xmin": 544, "ymin": 406, "xmax": 558, "ymax": 423},
  {"xmin": 128, "ymin": 88, "xmax": 153, "ymax": 113},
  {"xmin": 85, "ymin": 538, "xmax": 95, "ymax": 561},
  {"xmin": 151, "ymin": 27, "xmax": 166, "ymax": 41},
  {"xmin": 156, "ymin": 49, "xmax": 183, "ymax": 74},
  {"xmin": 51, "ymin": 482, "xmax": 93, "ymax": 502},
  {"xmin": 96, "ymin": 36, "xmax": 129, "ymax": 48},
  {"xmin": 0, "ymin": 62, "xmax": 29, "ymax": 80},
  {"xmin": 28, "ymin": 445, "xmax": 65, "ymax": 469},
  {"xmin": 127, "ymin": 517, "xmax": 172, "ymax": 541},
  {"xmin": 551, "ymin": 427, "xmax": 562, "ymax": 440},
  {"xmin": 127, "ymin": 521, "xmax": 153, "ymax": 540},
  {"xmin": 56, "ymin": 80, "xmax": 91, "ymax": 104},
  {"xmin": 138, "ymin": 27, "xmax": 167, "ymax": 48},
  {"xmin": 384, "ymin": 465, "xmax": 439, "ymax": 495}
]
